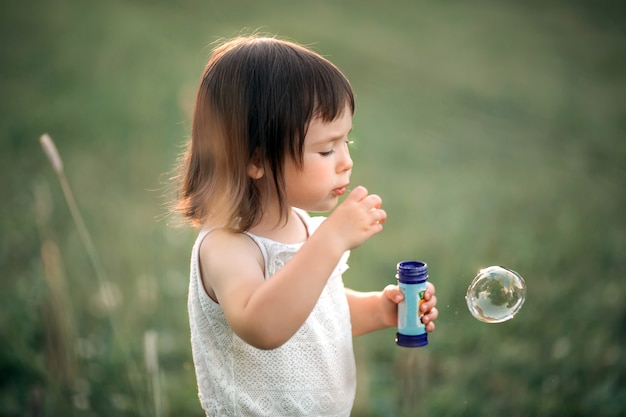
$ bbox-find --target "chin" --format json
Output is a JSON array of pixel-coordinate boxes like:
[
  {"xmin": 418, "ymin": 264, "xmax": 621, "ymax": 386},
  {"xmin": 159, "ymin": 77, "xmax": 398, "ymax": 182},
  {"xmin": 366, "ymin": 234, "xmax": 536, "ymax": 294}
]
[
  {"xmin": 300, "ymin": 199, "xmax": 338, "ymax": 214},
  {"xmin": 317, "ymin": 201, "xmax": 340, "ymax": 213}
]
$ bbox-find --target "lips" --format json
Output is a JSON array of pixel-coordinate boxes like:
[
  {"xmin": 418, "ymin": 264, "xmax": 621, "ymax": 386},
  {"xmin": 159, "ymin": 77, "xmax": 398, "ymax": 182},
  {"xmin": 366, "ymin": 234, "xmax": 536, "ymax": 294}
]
[{"xmin": 333, "ymin": 185, "xmax": 348, "ymax": 196}]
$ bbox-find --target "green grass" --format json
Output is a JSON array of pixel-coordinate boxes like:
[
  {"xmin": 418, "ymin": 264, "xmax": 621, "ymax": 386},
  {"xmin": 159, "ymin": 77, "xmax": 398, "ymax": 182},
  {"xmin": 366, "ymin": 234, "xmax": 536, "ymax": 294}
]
[{"xmin": 1, "ymin": 0, "xmax": 625, "ymax": 416}]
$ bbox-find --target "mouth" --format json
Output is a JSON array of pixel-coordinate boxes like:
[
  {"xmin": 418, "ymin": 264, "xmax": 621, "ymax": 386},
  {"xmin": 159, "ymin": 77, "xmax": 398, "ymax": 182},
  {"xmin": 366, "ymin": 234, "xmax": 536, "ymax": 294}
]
[{"xmin": 332, "ymin": 185, "xmax": 348, "ymax": 196}]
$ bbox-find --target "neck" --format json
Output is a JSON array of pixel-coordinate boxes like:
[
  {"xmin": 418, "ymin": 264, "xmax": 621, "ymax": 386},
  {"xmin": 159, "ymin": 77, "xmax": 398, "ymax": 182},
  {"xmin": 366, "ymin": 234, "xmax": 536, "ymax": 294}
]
[{"xmin": 249, "ymin": 205, "xmax": 308, "ymax": 244}]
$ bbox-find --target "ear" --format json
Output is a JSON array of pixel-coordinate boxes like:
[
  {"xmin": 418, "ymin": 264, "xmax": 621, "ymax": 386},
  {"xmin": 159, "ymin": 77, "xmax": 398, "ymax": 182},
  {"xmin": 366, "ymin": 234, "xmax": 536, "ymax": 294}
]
[{"xmin": 247, "ymin": 159, "xmax": 265, "ymax": 180}]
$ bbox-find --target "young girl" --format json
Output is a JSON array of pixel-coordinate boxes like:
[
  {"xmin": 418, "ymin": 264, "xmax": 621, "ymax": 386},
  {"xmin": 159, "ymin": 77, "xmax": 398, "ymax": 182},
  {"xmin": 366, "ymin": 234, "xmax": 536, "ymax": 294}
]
[{"xmin": 176, "ymin": 35, "xmax": 438, "ymax": 416}]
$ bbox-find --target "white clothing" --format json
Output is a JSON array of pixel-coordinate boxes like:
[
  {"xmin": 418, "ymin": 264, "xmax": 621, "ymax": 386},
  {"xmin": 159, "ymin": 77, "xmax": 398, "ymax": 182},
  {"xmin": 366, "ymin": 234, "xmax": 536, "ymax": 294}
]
[{"xmin": 188, "ymin": 211, "xmax": 356, "ymax": 416}]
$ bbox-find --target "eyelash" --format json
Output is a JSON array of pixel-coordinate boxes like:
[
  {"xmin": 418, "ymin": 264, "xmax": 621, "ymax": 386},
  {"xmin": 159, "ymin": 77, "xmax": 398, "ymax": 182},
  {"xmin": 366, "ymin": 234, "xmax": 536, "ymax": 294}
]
[{"xmin": 319, "ymin": 140, "xmax": 354, "ymax": 157}]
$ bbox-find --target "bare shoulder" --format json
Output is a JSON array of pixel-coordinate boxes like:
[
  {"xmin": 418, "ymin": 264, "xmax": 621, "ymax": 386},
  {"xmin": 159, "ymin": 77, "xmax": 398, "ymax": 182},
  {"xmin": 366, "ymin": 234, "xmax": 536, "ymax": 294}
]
[{"xmin": 198, "ymin": 229, "xmax": 265, "ymax": 301}]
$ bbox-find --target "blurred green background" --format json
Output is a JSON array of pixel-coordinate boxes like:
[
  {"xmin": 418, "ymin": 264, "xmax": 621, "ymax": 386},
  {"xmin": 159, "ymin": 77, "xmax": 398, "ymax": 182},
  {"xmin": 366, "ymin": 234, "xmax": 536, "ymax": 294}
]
[{"xmin": 1, "ymin": 0, "xmax": 625, "ymax": 416}]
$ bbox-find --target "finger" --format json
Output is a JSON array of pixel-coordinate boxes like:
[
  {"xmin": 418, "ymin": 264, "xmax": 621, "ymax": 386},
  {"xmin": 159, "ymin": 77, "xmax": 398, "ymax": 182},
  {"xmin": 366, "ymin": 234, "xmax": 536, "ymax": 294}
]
[
  {"xmin": 426, "ymin": 282, "xmax": 436, "ymax": 296},
  {"xmin": 364, "ymin": 193, "xmax": 383, "ymax": 209},
  {"xmin": 422, "ymin": 308, "xmax": 438, "ymax": 331},
  {"xmin": 377, "ymin": 209, "xmax": 387, "ymax": 224},
  {"xmin": 426, "ymin": 321, "xmax": 436, "ymax": 333},
  {"xmin": 347, "ymin": 185, "xmax": 368, "ymax": 201},
  {"xmin": 370, "ymin": 221, "xmax": 384, "ymax": 235},
  {"xmin": 423, "ymin": 307, "xmax": 439, "ymax": 323},
  {"xmin": 383, "ymin": 284, "xmax": 404, "ymax": 303},
  {"xmin": 421, "ymin": 295, "xmax": 437, "ymax": 313},
  {"xmin": 370, "ymin": 208, "xmax": 386, "ymax": 225}
]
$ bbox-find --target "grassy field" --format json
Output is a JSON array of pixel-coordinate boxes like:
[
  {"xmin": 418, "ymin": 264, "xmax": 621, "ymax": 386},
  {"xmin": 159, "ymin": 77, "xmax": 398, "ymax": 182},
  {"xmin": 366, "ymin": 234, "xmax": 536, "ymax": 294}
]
[{"xmin": 1, "ymin": 0, "xmax": 625, "ymax": 416}]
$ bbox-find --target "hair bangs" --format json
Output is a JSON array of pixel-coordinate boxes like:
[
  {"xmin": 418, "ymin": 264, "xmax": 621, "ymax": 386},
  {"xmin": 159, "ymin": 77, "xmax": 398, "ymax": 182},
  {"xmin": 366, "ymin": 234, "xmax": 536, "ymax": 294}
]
[{"xmin": 311, "ymin": 60, "xmax": 355, "ymax": 123}]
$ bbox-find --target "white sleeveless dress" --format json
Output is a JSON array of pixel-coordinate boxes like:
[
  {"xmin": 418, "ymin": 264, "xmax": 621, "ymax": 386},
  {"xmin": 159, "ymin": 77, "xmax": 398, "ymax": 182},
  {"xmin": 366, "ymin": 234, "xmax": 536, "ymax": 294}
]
[{"xmin": 188, "ymin": 211, "xmax": 356, "ymax": 416}]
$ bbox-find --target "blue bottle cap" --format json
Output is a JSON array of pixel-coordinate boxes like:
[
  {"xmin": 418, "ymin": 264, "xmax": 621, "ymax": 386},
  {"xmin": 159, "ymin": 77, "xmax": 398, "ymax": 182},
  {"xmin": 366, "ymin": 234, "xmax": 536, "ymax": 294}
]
[
  {"xmin": 396, "ymin": 260, "xmax": 428, "ymax": 283},
  {"xmin": 396, "ymin": 332, "xmax": 428, "ymax": 348}
]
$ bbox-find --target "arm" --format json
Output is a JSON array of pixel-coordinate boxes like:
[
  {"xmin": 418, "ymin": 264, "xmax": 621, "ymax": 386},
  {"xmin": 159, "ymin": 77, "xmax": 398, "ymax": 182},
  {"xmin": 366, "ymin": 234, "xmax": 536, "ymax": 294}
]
[
  {"xmin": 201, "ymin": 186, "xmax": 387, "ymax": 350},
  {"xmin": 346, "ymin": 282, "xmax": 438, "ymax": 337}
]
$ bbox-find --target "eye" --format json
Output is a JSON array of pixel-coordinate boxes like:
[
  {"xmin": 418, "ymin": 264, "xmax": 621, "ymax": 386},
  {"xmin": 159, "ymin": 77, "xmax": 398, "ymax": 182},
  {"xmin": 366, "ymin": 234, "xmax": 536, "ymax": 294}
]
[{"xmin": 318, "ymin": 138, "xmax": 354, "ymax": 157}]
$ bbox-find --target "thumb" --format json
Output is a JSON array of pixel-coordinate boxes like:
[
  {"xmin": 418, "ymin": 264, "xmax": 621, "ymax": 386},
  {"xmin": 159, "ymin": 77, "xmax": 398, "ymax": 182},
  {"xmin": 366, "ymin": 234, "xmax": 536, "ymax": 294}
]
[
  {"xmin": 383, "ymin": 284, "xmax": 404, "ymax": 304},
  {"xmin": 346, "ymin": 185, "xmax": 368, "ymax": 202}
]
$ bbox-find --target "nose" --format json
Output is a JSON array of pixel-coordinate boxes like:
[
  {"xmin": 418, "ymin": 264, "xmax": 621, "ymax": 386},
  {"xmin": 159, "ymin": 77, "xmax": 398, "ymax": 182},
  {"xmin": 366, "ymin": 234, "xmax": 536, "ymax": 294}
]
[{"xmin": 338, "ymin": 142, "xmax": 353, "ymax": 173}]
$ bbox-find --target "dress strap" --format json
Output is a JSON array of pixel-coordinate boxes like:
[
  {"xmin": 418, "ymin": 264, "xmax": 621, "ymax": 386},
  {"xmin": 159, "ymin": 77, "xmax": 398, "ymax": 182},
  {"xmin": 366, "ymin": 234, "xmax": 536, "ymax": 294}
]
[{"xmin": 242, "ymin": 231, "xmax": 270, "ymax": 279}]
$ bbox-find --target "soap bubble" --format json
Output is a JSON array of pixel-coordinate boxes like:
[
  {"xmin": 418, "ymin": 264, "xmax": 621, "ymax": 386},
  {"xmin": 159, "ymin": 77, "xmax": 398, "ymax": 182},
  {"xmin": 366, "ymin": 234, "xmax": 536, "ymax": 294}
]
[{"xmin": 466, "ymin": 266, "xmax": 526, "ymax": 323}]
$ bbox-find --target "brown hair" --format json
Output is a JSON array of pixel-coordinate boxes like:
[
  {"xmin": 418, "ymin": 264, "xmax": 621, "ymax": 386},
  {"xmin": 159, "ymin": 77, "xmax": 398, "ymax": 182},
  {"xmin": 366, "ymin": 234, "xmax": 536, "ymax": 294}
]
[{"xmin": 175, "ymin": 36, "xmax": 355, "ymax": 231}]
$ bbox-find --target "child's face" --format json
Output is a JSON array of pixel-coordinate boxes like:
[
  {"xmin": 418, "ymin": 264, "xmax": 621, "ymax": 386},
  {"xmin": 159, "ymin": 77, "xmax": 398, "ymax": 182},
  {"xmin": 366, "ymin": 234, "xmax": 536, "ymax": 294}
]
[{"xmin": 283, "ymin": 103, "xmax": 353, "ymax": 213}]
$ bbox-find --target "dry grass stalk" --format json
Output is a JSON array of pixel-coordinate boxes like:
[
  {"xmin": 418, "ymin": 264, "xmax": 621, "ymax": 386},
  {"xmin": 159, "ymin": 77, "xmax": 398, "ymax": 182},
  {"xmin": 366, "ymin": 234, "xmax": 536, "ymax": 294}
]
[
  {"xmin": 39, "ymin": 133, "xmax": 146, "ymax": 412},
  {"xmin": 39, "ymin": 133, "xmax": 108, "ymax": 288},
  {"xmin": 40, "ymin": 239, "xmax": 77, "ymax": 384},
  {"xmin": 144, "ymin": 330, "xmax": 163, "ymax": 417},
  {"xmin": 40, "ymin": 133, "xmax": 63, "ymax": 174}
]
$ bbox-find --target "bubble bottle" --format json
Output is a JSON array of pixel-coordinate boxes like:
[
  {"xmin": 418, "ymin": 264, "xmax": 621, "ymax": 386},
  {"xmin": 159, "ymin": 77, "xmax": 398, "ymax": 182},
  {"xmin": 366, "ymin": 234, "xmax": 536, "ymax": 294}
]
[{"xmin": 396, "ymin": 260, "xmax": 429, "ymax": 347}]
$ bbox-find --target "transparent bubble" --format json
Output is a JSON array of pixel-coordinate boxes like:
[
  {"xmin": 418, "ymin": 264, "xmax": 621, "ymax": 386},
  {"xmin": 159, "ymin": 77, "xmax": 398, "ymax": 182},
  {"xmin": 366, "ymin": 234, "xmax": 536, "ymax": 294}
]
[{"xmin": 466, "ymin": 266, "xmax": 526, "ymax": 323}]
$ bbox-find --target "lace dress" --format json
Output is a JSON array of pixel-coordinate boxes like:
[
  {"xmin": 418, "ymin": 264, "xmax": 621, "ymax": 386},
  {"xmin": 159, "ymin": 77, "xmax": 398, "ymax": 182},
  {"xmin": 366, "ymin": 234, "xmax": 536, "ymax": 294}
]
[{"xmin": 188, "ymin": 212, "xmax": 356, "ymax": 416}]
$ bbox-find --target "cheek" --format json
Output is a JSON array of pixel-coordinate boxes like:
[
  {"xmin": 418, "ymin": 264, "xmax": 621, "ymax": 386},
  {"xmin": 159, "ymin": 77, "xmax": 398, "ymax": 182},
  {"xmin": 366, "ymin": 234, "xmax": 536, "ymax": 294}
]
[
  {"xmin": 306, "ymin": 156, "xmax": 332, "ymax": 173},
  {"xmin": 294, "ymin": 156, "xmax": 336, "ymax": 189}
]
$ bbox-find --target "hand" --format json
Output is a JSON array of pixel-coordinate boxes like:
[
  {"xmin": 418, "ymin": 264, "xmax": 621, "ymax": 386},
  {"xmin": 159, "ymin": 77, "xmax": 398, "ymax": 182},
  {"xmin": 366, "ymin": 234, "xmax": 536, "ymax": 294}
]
[
  {"xmin": 320, "ymin": 186, "xmax": 387, "ymax": 251},
  {"xmin": 381, "ymin": 282, "xmax": 438, "ymax": 332}
]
